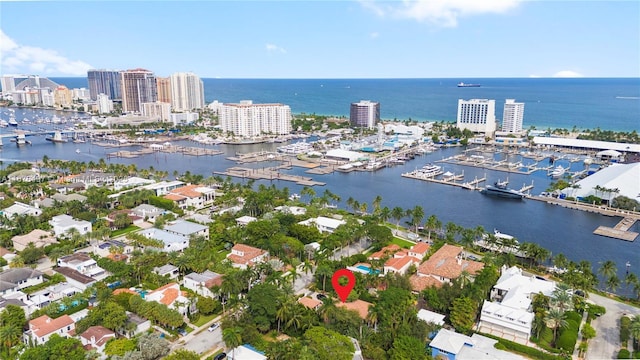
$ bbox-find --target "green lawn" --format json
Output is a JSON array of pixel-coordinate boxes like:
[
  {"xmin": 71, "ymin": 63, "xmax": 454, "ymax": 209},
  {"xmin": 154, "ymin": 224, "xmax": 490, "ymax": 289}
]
[
  {"xmin": 192, "ymin": 313, "xmax": 218, "ymax": 327},
  {"xmin": 391, "ymin": 237, "xmax": 415, "ymax": 248},
  {"xmin": 111, "ymin": 225, "xmax": 141, "ymax": 237}
]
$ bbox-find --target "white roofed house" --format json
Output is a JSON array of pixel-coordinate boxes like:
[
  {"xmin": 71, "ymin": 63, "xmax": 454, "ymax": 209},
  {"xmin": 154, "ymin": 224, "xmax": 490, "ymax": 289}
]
[
  {"xmin": 131, "ymin": 204, "xmax": 168, "ymax": 222},
  {"xmin": 0, "ymin": 268, "xmax": 44, "ymax": 297},
  {"xmin": 49, "ymin": 214, "xmax": 92, "ymax": 238},
  {"xmin": 164, "ymin": 219, "xmax": 209, "ymax": 239},
  {"xmin": 478, "ymin": 265, "xmax": 557, "ymax": 345},
  {"xmin": 183, "ymin": 270, "xmax": 223, "ymax": 298},
  {"xmin": 297, "ymin": 216, "xmax": 346, "ymax": 234},
  {"xmin": 140, "ymin": 228, "xmax": 189, "ymax": 253},
  {"xmin": 57, "ymin": 252, "xmax": 106, "ymax": 279},
  {"xmin": 1, "ymin": 202, "xmax": 42, "ymax": 218}
]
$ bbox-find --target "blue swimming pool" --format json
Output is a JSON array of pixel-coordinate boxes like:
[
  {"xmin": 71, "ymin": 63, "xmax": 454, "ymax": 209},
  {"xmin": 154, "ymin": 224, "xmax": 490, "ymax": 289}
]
[{"xmin": 356, "ymin": 265, "xmax": 380, "ymax": 275}]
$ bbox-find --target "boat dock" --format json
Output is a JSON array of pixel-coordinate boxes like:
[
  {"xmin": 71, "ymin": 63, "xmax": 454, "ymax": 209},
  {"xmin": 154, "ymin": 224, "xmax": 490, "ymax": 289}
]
[
  {"xmin": 401, "ymin": 170, "xmax": 487, "ymax": 190},
  {"xmin": 107, "ymin": 144, "xmax": 223, "ymax": 159},
  {"xmin": 530, "ymin": 196, "xmax": 640, "ymax": 241},
  {"xmin": 214, "ymin": 166, "xmax": 325, "ymax": 186}
]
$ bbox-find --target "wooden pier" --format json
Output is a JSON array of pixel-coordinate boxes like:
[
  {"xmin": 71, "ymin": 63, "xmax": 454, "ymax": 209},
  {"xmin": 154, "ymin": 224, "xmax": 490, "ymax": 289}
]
[
  {"xmin": 593, "ymin": 218, "xmax": 639, "ymax": 241},
  {"xmin": 402, "ymin": 171, "xmax": 476, "ymax": 190},
  {"xmin": 214, "ymin": 166, "xmax": 325, "ymax": 186}
]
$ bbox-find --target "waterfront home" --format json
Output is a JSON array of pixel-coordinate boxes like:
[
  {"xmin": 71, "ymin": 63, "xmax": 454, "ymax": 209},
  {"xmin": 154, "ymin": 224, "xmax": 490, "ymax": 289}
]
[
  {"xmin": 49, "ymin": 214, "xmax": 92, "ymax": 237},
  {"xmin": 478, "ymin": 265, "xmax": 557, "ymax": 344},
  {"xmin": 11, "ymin": 229, "xmax": 57, "ymax": 251},
  {"xmin": 57, "ymin": 252, "xmax": 106, "ymax": 279},
  {"xmin": 0, "ymin": 268, "xmax": 44, "ymax": 297},
  {"xmin": 226, "ymin": 244, "xmax": 268, "ymax": 269},
  {"xmin": 140, "ymin": 228, "xmax": 189, "ymax": 252},
  {"xmin": 274, "ymin": 205, "xmax": 307, "ymax": 216},
  {"xmin": 430, "ymin": 328, "xmax": 524, "ymax": 360},
  {"xmin": 368, "ymin": 244, "xmax": 402, "ymax": 261},
  {"xmin": 408, "ymin": 242, "xmax": 431, "ymax": 260},
  {"xmin": 48, "ymin": 182, "xmax": 85, "ymax": 194},
  {"xmin": 142, "ymin": 180, "xmax": 185, "ymax": 196},
  {"xmin": 383, "ymin": 253, "xmax": 420, "ymax": 276},
  {"xmin": 130, "ymin": 204, "xmax": 169, "ymax": 222},
  {"xmin": 164, "ymin": 219, "xmax": 209, "ymax": 238},
  {"xmin": 67, "ymin": 172, "xmax": 115, "ymax": 188},
  {"xmin": 153, "ymin": 264, "xmax": 179, "ymax": 279},
  {"xmin": 409, "ymin": 244, "xmax": 484, "ymax": 292},
  {"xmin": 113, "ymin": 176, "xmax": 155, "ymax": 191},
  {"xmin": 80, "ymin": 325, "xmax": 115, "ymax": 357},
  {"xmin": 297, "ymin": 216, "xmax": 346, "ymax": 234},
  {"xmin": 8, "ymin": 168, "xmax": 40, "ymax": 182},
  {"xmin": 298, "ymin": 297, "xmax": 322, "ymax": 311},
  {"xmin": 163, "ymin": 184, "xmax": 216, "ymax": 210},
  {"xmin": 145, "ymin": 283, "xmax": 192, "ymax": 316},
  {"xmin": 24, "ymin": 314, "xmax": 75, "ymax": 346},
  {"xmin": 183, "ymin": 270, "xmax": 223, "ymax": 298},
  {"xmin": 53, "ymin": 267, "xmax": 97, "ymax": 290},
  {"xmin": 1, "ymin": 201, "xmax": 42, "ymax": 218}
]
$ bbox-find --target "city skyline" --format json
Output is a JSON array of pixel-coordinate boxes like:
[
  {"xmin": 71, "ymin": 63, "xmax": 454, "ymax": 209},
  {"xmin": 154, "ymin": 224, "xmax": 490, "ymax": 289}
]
[{"xmin": 1, "ymin": 1, "xmax": 639, "ymax": 79}]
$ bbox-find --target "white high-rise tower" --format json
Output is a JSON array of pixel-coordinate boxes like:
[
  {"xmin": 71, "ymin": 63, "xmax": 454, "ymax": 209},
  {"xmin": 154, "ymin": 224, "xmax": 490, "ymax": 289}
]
[
  {"xmin": 456, "ymin": 99, "xmax": 496, "ymax": 134},
  {"xmin": 170, "ymin": 72, "xmax": 205, "ymax": 112},
  {"xmin": 502, "ymin": 99, "xmax": 524, "ymax": 133}
]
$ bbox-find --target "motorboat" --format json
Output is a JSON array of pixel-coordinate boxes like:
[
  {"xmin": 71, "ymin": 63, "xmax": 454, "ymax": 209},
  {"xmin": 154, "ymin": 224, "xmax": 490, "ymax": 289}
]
[
  {"xmin": 549, "ymin": 166, "xmax": 566, "ymax": 179},
  {"xmin": 457, "ymin": 82, "xmax": 481, "ymax": 87},
  {"xmin": 480, "ymin": 180, "xmax": 525, "ymax": 200}
]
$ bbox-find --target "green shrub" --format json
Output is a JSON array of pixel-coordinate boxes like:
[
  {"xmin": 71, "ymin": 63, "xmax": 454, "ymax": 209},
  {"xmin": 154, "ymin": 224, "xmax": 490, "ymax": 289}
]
[
  {"xmin": 587, "ymin": 304, "xmax": 606, "ymax": 320},
  {"xmin": 494, "ymin": 343, "xmax": 506, "ymax": 350},
  {"xmin": 566, "ymin": 311, "xmax": 582, "ymax": 324},
  {"xmin": 556, "ymin": 330, "xmax": 578, "ymax": 352},
  {"xmin": 620, "ymin": 316, "xmax": 631, "ymax": 342},
  {"xmin": 617, "ymin": 349, "xmax": 631, "ymax": 359}
]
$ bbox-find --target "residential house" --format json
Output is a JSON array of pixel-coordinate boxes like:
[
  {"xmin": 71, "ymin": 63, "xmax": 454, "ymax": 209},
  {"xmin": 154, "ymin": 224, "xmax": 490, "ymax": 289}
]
[
  {"xmin": 26, "ymin": 282, "xmax": 82, "ymax": 311},
  {"xmin": 336, "ymin": 299, "xmax": 372, "ymax": 320},
  {"xmin": 143, "ymin": 180, "xmax": 185, "ymax": 196},
  {"xmin": 131, "ymin": 204, "xmax": 168, "ymax": 222},
  {"xmin": 145, "ymin": 283, "xmax": 192, "ymax": 316},
  {"xmin": 383, "ymin": 253, "xmax": 420, "ymax": 275},
  {"xmin": 8, "ymin": 169, "xmax": 40, "ymax": 182},
  {"xmin": 297, "ymin": 216, "xmax": 346, "ymax": 234},
  {"xmin": 408, "ymin": 242, "xmax": 430, "ymax": 260},
  {"xmin": 235, "ymin": 215, "xmax": 257, "ymax": 226},
  {"xmin": 48, "ymin": 182, "xmax": 85, "ymax": 194},
  {"xmin": 429, "ymin": 328, "xmax": 525, "ymax": 360},
  {"xmin": 113, "ymin": 176, "xmax": 155, "ymax": 191},
  {"xmin": 183, "ymin": 270, "xmax": 223, "ymax": 298},
  {"xmin": 274, "ymin": 205, "xmax": 307, "ymax": 216},
  {"xmin": 298, "ymin": 297, "xmax": 322, "ymax": 311},
  {"xmin": 227, "ymin": 345, "xmax": 267, "ymax": 360},
  {"xmin": 54, "ymin": 267, "xmax": 97, "ymax": 291},
  {"xmin": 0, "ymin": 296, "xmax": 29, "ymax": 317},
  {"xmin": 67, "ymin": 172, "xmax": 115, "ymax": 188},
  {"xmin": 122, "ymin": 312, "xmax": 151, "ymax": 338},
  {"xmin": 58, "ymin": 252, "xmax": 106, "ymax": 279},
  {"xmin": 1, "ymin": 202, "xmax": 42, "ymax": 218},
  {"xmin": 368, "ymin": 244, "xmax": 401, "ymax": 261},
  {"xmin": 105, "ymin": 209, "xmax": 144, "ymax": 230},
  {"xmin": 0, "ymin": 268, "xmax": 44, "ymax": 297},
  {"xmin": 11, "ymin": 229, "xmax": 57, "ymax": 251},
  {"xmin": 226, "ymin": 244, "xmax": 269, "ymax": 269},
  {"xmin": 410, "ymin": 244, "xmax": 484, "ymax": 292},
  {"xmin": 417, "ymin": 309, "xmax": 445, "ymax": 326},
  {"xmin": 140, "ymin": 228, "xmax": 189, "ymax": 252},
  {"xmin": 478, "ymin": 265, "xmax": 557, "ymax": 344},
  {"xmin": 164, "ymin": 219, "xmax": 209, "ymax": 239},
  {"xmin": 163, "ymin": 184, "xmax": 216, "ymax": 210},
  {"xmin": 80, "ymin": 325, "xmax": 116, "ymax": 356},
  {"xmin": 153, "ymin": 264, "xmax": 179, "ymax": 279},
  {"xmin": 24, "ymin": 314, "xmax": 75, "ymax": 346},
  {"xmin": 49, "ymin": 214, "xmax": 92, "ymax": 237},
  {"xmin": 52, "ymin": 192, "xmax": 87, "ymax": 203},
  {"xmin": 94, "ymin": 240, "xmax": 134, "ymax": 258}
]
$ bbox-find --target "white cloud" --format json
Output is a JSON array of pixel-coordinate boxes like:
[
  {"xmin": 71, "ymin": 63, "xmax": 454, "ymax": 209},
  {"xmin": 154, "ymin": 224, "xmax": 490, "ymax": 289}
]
[
  {"xmin": 360, "ymin": 0, "xmax": 521, "ymax": 27},
  {"xmin": 552, "ymin": 70, "xmax": 584, "ymax": 78},
  {"xmin": 0, "ymin": 29, "xmax": 92, "ymax": 76},
  {"xmin": 265, "ymin": 43, "xmax": 286, "ymax": 54},
  {"xmin": 528, "ymin": 74, "xmax": 541, "ymax": 78},
  {"xmin": 370, "ymin": 32, "xmax": 380, "ymax": 39}
]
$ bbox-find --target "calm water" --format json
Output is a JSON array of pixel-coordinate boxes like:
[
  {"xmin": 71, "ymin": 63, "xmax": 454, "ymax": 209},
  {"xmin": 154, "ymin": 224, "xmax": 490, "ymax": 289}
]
[{"xmin": 51, "ymin": 77, "xmax": 640, "ymax": 132}]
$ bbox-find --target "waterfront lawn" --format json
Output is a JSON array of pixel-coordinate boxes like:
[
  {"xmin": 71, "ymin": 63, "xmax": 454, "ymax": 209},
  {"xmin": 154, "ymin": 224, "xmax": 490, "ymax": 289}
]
[
  {"xmin": 111, "ymin": 225, "xmax": 141, "ymax": 237},
  {"xmin": 391, "ymin": 237, "xmax": 415, "ymax": 248}
]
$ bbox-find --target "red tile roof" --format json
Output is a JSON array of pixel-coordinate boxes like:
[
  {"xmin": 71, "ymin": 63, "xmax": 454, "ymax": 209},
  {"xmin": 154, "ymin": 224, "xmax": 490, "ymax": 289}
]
[
  {"xmin": 384, "ymin": 256, "xmax": 419, "ymax": 271},
  {"xmin": 368, "ymin": 244, "xmax": 401, "ymax": 260},
  {"xmin": 298, "ymin": 297, "xmax": 323, "ymax": 310},
  {"xmin": 417, "ymin": 244, "xmax": 484, "ymax": 280},
  {"xmin": 29, "ymin": 315, "xmax": 74, "ymax": 338},
  {"xmin": 150, "ymin": 283, "xmax": 181, "ymax": 306},
  {"xmin": 227, "ymin": 244, "xmax": 267, "ymax": 266},
  {"xmin": 410, "ymin": 275, "xmax": 443, "ymax": 292},
  {"xmin": 336, "ymin": 299, "xmax": 372, "ymax": 319},
  {"xmin": 410, "ymin": 242, "xmax": 430, "ymax": 255},
  {"xmin": 80, "ymin": 325, "xmax": 115, "ymax": 347}
]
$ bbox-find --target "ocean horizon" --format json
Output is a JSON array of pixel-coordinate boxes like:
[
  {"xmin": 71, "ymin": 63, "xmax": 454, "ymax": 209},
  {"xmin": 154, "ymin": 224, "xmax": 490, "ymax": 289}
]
[{"xmin": 50, "ymin": 77, "xmax": 640, "ymax": 132}]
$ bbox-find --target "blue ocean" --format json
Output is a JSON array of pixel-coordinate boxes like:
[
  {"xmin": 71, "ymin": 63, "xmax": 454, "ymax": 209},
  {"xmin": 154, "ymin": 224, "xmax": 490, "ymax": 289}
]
[{"xmin": 51, "ymin": 77, "xmax": 640, "ymax": 132}]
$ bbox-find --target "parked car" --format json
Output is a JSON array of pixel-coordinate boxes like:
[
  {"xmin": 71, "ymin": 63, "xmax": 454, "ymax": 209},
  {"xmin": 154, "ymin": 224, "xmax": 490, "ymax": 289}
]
[
  {"xmin": 208, "ymin": 323, "xmax": 220, "ymax": 332},
  {"xmin": 213, "ymin": 353, "xmax": 226, "ymax": 360},
  {"xmin": 316, "ymin": 293, "xmax": 327, "ymax": 300},
  {"xmin": 177, "ymin": 328, "xmax": 187, "ymax": 336}
]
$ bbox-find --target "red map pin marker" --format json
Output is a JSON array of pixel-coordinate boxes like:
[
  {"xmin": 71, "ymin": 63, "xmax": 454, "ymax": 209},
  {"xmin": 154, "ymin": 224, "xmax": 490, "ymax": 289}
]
[{"xmin": 332, "ymin": 269, "xmax": 355, "ymax": 303}]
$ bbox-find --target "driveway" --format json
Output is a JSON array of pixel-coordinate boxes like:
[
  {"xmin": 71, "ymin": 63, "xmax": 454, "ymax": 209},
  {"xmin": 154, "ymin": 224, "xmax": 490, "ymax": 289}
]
[
  {"xmin": 586, "ymin": 292, "xmax": 640, "ymax": 360},
  {"xmin": 330, "ymin": 238, "xmax": 371, "ymax": 260}
]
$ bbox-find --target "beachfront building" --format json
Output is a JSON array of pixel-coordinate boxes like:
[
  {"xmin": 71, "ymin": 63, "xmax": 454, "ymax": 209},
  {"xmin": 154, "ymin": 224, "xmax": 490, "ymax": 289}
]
[
  {"xmin": 456, "ymin": 99, "xmax": 497, "ymax": 134},
  {"xmin": 53, "ymin": 85, "xmax": 73, "ymax": 108},
  {"xmin": 141, "ymin": 101, "xmax": 171, "ymax": 122},
  {"xmin": 170, "ymin": 72, "xmax": 205, "ymax": 111},
  {"xmin": 219, "ymin": 100, "xmax": 292, "ymax": 137},
  {"xmin": 156, "ymin": 77, "xmax": 172, "ymax": 104},
  {"xmin": 87, "ymin": 69, "xmax": 122, "ymax": 100},
  {"xmin": 478, "ymin": 265, "xmax": 556, "ymax": 344},
  {"xmin": 350, "ymin": 100, "xmax": 380, "ymax": 129},
  {"xmin": 502, "ymin": 99, "xmax": 525, "ymax": 133},
  {"xmin": 120, "ymin": 68, "xmax": 157, "ymax": 113}
]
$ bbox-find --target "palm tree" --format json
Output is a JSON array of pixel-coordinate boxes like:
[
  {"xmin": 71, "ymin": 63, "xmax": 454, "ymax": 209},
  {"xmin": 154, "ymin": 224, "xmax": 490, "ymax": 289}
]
[
  {"xmin": 410, "ymin": 205, "xmax": 425, "ymax": 233},
  {"xmin": 315, "ymin": 263, "xmax": 333, "ymax": 292},
  {"xmin": 0, "ymin": 325, "xmax": 21, "ymax": 350},
  {"xmin": 553, "ymin": 253, "xmax": 568, "ymax": 270},
  {"xmin": 379, "ymin": 206, "xmax": 391, "ymax": 224},
  {"xmin": 276, "ymin": 300, "xmax": 293, "ymax": 332},
  {"xmin": 630, "ymin": 316, "xmax": 640, "ymax": 349},
  {"xmin": 605, "ymin": 275, "xmax": 620, "ymax": 293},
  {"xmin": 372, "ymin": 195, "xmax": 382, "ymax": 215},
  {"xmin": 625, "ymin": 272, "xmax": 639, "ymax": 293},
  {"xmin": 426, "ymin": 215, "xmax": 442, "ymax": 241},
  {"xmin": 545, "ymin": 308, "xmax": 568, "ymax": 345},
  {"xmin": 391, "ymin": 206, "xmax": 404, "ymax": 227},
  {"xmin": 222, "ymin": 327, "xmax": 243, "ymax": 357},
  {"xmin": 550, "ymin": 288, "xmax": 573, "ymax": 312},
  {"xmin": 598, "ymin": 260, "xmax": 617, "ymax": 288}
]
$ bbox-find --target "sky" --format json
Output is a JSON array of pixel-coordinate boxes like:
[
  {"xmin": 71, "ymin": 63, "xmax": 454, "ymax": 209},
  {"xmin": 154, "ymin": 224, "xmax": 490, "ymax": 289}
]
[{"xmin": 1, "ymin": 1, "xmax": 639, "ymax": 79}]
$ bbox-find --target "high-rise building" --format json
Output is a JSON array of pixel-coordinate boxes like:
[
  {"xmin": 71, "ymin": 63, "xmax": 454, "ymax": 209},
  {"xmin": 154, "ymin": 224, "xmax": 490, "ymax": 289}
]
[
  {"xmin": 501, "ymin": 99, "xmax": 524, "ymax": 133},
  {"xmin": 97, "ymin": 93, "xmax": 114, "ymax": 114},
  {"xmin": 456, "ymin": 99, "xmax": 497, "ymax": 134},
  {"xmin": 142, "ymin": 102, "xmax": 171, "ymax": 122},
  {"xmin": 0, "ymin": 74, "xmax": 28, "ymax": 93},
  {"xmin": 156, "ymin": 77, "xmax": 171, "ymax": 104},
  {"xmin": 350, "ymin": 100, "xmax": 380, "ymax": 129},
  {"xmin": 219, "ymin": 100, "xmax": 292, "ymax": 137},
  {"xmin": 53, "ymin": 86, "xmax": 73, "ymax": 107},
  {"xmin": 169, "ymin": 72, "xmax": 205, "ymax": 111},
  {"xmin": 87, "ymin": 70, "xmax": 122, "ymax": 100},
  {"xmin": 120, "ymin": 69, "xmax": 157, "ymax": 113}
]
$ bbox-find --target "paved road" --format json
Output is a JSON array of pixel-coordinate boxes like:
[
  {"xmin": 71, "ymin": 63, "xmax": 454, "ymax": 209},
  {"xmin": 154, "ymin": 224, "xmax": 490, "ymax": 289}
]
[
  {"xmin": 174, "ymin": 317, "xmax": 224, "ymax": 355},
  {"xmin": 586, "ymin": 292, "xmax": 640, "ymax": 360}
]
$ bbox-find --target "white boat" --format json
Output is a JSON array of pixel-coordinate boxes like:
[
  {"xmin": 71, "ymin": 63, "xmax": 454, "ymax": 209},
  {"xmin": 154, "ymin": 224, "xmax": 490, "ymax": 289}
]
[
  {"xmin": 8, "ymin": 116, "xmax": 18, "ymax": 126},
  {"xmin": 419, "ymin": 164, "xmax": 443, "ymax": 178},
  {"xmin": 550, "ymin": 165, "xmax": 566, "ymax": 179},
  {"xmin": 76, "ymin": 149, "xmax": 81, "ymax": 154},
  {"xmin": 289, "ymin": 193, "xmax": 301, "ymax": 201},
  {"xmin": 0, "ymin": 120, "xmax": 8, "ymax": 127},
  {"xmin": 493, "ymin": 229, "xmax": 515, "ymax": 241}
]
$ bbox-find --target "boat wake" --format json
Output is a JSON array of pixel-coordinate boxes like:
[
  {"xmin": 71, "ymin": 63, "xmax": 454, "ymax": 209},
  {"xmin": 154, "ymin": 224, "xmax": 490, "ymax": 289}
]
[{"xmin": 615, "ymin": 96, "xmax": 640, "ymax": 100}]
